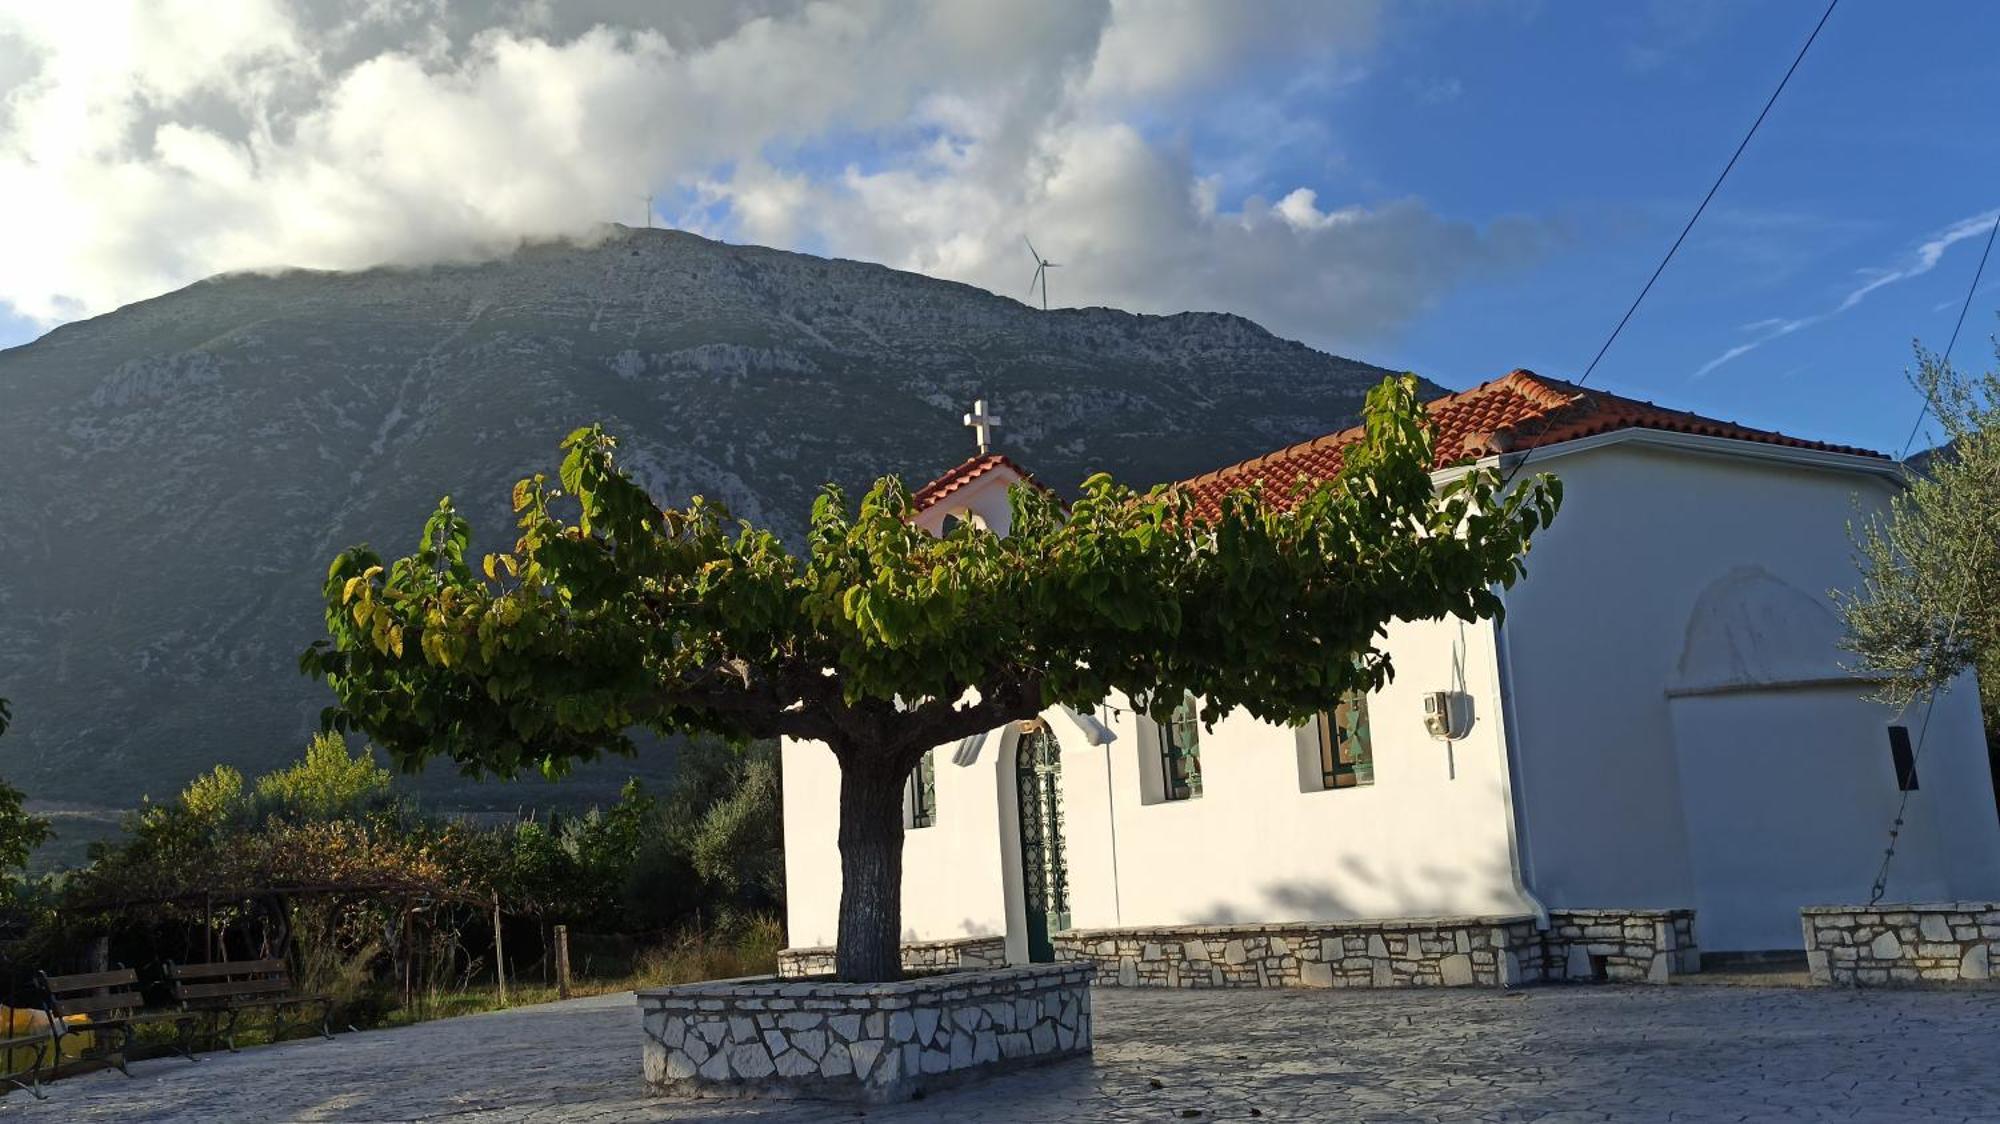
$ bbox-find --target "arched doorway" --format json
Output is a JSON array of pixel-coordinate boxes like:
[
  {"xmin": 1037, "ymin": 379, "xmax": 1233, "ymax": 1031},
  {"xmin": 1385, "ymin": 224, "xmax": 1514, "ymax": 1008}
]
[{"xmin": 1014, "ymin": 722, "xmax": 1071, "ymax": 962}]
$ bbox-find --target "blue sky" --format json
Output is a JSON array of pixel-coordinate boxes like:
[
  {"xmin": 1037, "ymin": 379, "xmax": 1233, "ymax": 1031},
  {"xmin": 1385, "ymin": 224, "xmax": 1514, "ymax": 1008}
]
[
  {"xmin": 2, "ymin": 1, "xmax": 1994, "ymax": 455},
  {"xmin": 1338, "ymin": 2, "xmax": 1998, "ymax": 453}
]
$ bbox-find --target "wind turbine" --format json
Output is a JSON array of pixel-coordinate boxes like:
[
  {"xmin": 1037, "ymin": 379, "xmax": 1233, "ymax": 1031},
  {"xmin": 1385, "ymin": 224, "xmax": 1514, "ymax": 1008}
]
[{"xmin": 1023, "ymin": 235, "xmax": 1058, "ymax": 311}]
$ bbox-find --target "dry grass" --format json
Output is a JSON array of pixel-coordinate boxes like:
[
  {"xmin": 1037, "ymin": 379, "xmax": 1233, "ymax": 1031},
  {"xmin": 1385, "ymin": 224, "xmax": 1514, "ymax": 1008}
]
[
  {"xmin": 378, "ymin": 916, "xmax": 785, "ymax": 1028},
  {"xmin": 631, "ymin": 915, "xmax": 784, "ymax": 987}
]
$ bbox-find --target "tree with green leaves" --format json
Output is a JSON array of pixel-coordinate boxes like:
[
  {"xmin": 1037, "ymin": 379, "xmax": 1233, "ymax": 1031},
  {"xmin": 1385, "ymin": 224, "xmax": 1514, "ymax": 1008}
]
[
  {"xmin": 0, "ymin": 696, "xmax": 53, "ymax": 902},
  {"xmin": 253, "ymin": 732, "xmax": 393, "ymax": 821},
  {"xmin": 303, "ymin": 375, "xmax": 1561, "ymax": 981},
  {"xmin": 1841, "ymin": 341, "xmax": 2000, "ymax": 747}
]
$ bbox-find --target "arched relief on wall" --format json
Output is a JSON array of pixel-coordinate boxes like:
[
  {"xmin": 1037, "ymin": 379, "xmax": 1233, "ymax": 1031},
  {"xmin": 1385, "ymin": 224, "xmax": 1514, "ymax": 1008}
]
[{"xmin": 1667, "ymin": 564, "xmax": 1879, "ymax": 697}]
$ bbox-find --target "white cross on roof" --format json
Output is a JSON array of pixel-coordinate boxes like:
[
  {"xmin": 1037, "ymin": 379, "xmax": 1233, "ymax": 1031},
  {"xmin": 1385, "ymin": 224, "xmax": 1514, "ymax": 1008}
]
[{"xmin": 963, "ymin": 399, "xmax": 1001, "ymax": 454}]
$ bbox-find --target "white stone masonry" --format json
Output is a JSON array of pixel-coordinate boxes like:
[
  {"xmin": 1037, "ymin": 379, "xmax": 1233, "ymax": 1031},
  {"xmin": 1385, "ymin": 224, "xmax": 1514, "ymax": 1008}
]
[{"xmin": 639, "ymin": 963, "xmax": 1092, "ymax": 1103}]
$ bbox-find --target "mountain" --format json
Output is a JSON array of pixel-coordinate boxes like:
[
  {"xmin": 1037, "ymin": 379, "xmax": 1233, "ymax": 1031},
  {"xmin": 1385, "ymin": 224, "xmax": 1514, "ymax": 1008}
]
[{"xmin": 0, "ymin": 225, "xmax": 1415, "ymax": 826}]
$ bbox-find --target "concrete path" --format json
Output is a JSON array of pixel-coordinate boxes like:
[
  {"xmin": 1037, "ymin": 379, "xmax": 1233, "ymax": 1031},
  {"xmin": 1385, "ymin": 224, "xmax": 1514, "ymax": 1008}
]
[{"xmin": 9, "ymin": 983, "xmax": 1998, "ymax": 1121}]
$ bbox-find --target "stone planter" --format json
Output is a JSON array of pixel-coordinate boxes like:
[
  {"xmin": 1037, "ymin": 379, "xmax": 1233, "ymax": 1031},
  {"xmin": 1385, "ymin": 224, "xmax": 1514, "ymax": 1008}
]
[{"xmin": 639, "ymin": 963, "xmax": 1092, "ymax": 1103}]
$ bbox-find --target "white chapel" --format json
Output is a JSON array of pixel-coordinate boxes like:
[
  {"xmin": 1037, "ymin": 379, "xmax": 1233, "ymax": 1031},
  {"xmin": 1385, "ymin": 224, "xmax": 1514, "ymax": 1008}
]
[{"xmin": 778, "ymin": 370, "xmax": 2000, "ymax": 986}]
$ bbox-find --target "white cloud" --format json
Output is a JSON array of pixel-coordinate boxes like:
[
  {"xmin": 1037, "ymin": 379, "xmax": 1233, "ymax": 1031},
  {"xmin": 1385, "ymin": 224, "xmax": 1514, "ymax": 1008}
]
[
  {"xmin": 0, "ymin": 0, "xmax": 1546, "ymax": 349},
  {"xmin": 1837, "ymin": 210, "xmax": 2000, "ymax": 313},
  {"xmin": 1693, "ymin": 208, "xmax": 2000, "ymax": 379}
]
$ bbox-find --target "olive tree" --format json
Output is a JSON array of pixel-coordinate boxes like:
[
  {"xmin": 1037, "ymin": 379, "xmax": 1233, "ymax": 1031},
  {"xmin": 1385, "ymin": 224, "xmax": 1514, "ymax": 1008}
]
[
  {"xmin": 1841, "ymin": 341, "xmax": 2000, "ymax": 739},
  {"xmin": 302, "ymin": 375, "xmax": 1560, "ymax": 982}
]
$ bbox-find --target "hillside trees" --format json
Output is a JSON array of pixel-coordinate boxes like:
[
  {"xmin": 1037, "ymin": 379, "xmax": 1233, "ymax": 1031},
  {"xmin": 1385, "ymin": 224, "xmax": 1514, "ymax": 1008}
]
[
  {"xmin": 0, "ymin": 696, "xmax": 52, "ymax": 907},
  {"xmin": 304, "ymin": 374, "xmax": 1560, "ymax": 982}
]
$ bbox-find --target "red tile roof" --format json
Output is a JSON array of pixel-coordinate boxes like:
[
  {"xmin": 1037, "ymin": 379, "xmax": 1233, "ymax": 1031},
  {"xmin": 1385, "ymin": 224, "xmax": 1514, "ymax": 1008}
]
[
  {"xmin": 1177, "ymin": 369, "xmax": 1886, "ymax": 520},
  {"xmin": 910, "ymin": 452, "xmax": 1048, "ymax": 513}
]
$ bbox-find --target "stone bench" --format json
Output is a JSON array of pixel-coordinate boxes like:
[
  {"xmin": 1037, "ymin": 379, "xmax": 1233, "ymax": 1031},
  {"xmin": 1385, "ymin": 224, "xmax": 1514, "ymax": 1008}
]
[{"xmin": 1802, "ymin": 902, "xmax": 2000, "ymax": 986}]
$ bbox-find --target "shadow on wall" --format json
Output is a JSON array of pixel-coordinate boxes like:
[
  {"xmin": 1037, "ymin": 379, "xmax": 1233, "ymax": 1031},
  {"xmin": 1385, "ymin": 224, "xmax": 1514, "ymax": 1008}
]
[
  {"xmin": 1184, "ymin": 843, "xmax": 1527, "ymax": 927},
  {"xmin": 900, "ymin": 917, "xmax": 1001, "ymax": 942}
]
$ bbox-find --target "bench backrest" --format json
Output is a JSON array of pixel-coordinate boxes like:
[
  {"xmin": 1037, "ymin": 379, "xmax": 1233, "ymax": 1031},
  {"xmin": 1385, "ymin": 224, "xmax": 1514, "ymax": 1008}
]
[
  {"xmin": 40, "ymin": 967, "xmax": 146, "ymax": 1021},
  {"xmin": 164, "ymin": 959, "xmax": 295, "ymax": 1004}
]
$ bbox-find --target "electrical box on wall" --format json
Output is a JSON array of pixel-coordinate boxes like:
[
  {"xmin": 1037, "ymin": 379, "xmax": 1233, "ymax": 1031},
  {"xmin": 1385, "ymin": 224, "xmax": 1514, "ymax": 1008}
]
[{"xmin": 1422, "ymin": 691, "xmax": 1472, "ymax": 740}]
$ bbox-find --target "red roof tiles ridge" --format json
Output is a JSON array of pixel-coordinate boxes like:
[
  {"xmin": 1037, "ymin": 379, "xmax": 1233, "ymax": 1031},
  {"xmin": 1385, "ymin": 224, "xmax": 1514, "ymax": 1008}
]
[
  {"xmin": 1174, "ymin": 368, "xmax": 1885, "ymax": 521},
  {"xmin": 909, "ymin": 452, "xmax": 1049, "ymax": 513}
]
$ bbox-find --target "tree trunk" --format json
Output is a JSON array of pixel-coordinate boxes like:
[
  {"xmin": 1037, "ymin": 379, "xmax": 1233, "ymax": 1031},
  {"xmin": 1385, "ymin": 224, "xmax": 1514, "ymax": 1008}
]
[{"xmin": 834, "ymin": 757, "xmax": 909, "ymax": 983}]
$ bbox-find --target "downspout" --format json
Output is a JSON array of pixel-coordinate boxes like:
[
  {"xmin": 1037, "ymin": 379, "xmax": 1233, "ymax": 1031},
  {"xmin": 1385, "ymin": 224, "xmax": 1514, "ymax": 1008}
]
[
  {"xmin": 1056, "ymin": 702, "xmax": 1124, "ymax": 927},
  {"xmin": 1102, "ymin": 704, "xmax": 1124, "ymax": 926},
  {"xmin": 1488, "ymin": 608, "xmax": 1550, "ymax": 928}
]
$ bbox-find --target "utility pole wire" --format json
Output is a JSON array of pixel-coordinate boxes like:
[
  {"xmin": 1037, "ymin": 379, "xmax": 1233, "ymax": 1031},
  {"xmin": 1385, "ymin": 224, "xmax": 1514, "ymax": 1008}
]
[{"xmin": 1498, "ymin": 0, "xmax": 1840, "ymax": 491}]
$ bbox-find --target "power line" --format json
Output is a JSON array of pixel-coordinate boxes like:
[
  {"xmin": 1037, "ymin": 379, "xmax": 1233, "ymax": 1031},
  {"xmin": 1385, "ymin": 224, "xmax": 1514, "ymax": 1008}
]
[
  {"xmin": 1897, "ymin": 211, "xmax": 2000, "ymax": 461},
  {"xmin": 1499, "ymin": 0, "xmax": 1840, "ymax": 488}
]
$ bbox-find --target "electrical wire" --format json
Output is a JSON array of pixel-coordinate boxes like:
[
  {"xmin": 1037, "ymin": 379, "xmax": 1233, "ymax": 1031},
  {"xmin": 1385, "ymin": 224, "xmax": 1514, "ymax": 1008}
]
[
  {"xmin": 1497, "ymin": 0, "xmax": 1840, "ymax": 490},
  {"xmin": 1897, "ymin": 211, "xmax": 2000, "ymax": 462}
]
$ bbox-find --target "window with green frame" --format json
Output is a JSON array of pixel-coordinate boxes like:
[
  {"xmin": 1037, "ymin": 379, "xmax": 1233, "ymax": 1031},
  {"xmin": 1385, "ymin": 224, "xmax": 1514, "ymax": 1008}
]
[
  {"xmin": 1316, "ymin": 690, "xmax": 1374, "ymax": 790},
  {"xmin": 1158, "ymin": 693, "xmax": 1203, "ymax": 801},
  {"xmin": 906, "ymin": 750, "xmax": 938, "ymax": 828}
]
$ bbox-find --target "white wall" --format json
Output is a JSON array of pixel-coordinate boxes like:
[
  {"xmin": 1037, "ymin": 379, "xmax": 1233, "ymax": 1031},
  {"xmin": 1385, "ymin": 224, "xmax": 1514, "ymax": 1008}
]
[
  {"xmin": 1501, "ymin": 438, "xmax": 2000, "ymax": 950},
  {"xmin": 781, "ymin": 612, "xmax": 1535, "ymax": 953},
  {"xmin": 1060, "ymin": 617, "xmax": 1531, "ymax": 930},
  {"xmin": 1667, "ymin": 683, "xmax": 1986, "ymax": 950},
  {"xmin": 781, "ymin": 732, "xmax": 1020, "ymax": 950}
]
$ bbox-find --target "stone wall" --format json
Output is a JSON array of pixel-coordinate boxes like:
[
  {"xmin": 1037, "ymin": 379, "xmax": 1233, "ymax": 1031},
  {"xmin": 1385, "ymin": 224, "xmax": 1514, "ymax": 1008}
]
[
  {"xmin": 776, "ymin": 935, "xmax": 1008, "ymax": 980},
  {"xmin": 1541, "ymin": 909, "xmax": 1699, "ymax": 983},
  {"xmin": 1052, "ymin": 910, "xmax": 1698, "ymax": 989},
  {"xmin": 639, "ymin": 963, "xmax": 1091, "ymax": 1103},
  {"xmin": 1052, "ymin": 916, "xmax": 1545, "ymax": 989},
  {"xmin": 1802, "ymin": 903, "xmax": 2000, "ymax": 986}
]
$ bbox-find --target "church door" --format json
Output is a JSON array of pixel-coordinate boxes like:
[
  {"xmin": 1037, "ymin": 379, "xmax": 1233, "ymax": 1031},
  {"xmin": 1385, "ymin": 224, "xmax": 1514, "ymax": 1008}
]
[{"xmin": 1014, "ymin": 723, "xmax": 1071, "ymax": 962}]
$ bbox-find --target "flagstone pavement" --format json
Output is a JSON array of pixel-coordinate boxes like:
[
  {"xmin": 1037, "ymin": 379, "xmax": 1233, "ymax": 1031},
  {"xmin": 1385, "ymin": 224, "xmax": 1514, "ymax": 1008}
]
[{"xmin": 10, "ymin": 982, "xmax": 1999, "ymax": 1122}]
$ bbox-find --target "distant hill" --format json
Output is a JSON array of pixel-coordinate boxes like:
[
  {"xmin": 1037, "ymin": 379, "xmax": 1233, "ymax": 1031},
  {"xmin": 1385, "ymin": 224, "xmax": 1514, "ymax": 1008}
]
[{"xmin": 0, "ymin": 225, "xmax": 1416, "ymax": 824}]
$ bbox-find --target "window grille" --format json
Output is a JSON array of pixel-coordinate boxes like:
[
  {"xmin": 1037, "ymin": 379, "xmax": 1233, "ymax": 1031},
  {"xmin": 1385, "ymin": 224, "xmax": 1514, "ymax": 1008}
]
[
  {"xmin": 1158, "ymin": 694, "xmax": 1203, "ymax": 801},
  {"xmin": 907, "ymin": 750, "xmax": 938, "ymax": 828},
  {"xmin": 1317, "ymin": 690, "xmax": 1375, "ymax": 790}
]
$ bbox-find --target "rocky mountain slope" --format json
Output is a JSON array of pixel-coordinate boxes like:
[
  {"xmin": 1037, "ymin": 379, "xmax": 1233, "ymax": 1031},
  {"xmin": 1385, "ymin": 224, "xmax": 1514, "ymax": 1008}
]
[{"xmin": 0, "ymin": 225, "xmax": 1414, "ymax": 819}]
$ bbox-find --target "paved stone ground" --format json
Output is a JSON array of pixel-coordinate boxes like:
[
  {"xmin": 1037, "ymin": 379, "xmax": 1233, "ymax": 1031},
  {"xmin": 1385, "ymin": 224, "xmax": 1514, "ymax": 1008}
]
[{"xmin": 10, "ymin": 983, "xmax": 1999, "ymax": 1122}]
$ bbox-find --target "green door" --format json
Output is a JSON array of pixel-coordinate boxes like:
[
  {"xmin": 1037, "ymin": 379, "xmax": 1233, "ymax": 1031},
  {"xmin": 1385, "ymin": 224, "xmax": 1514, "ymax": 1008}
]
[{"xmin": 1015, "ymin": 724, "xmax": 1071, "ymax": 962}]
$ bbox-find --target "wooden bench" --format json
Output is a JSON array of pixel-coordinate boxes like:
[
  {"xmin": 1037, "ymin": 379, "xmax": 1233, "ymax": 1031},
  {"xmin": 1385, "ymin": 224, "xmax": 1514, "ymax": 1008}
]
[
  {"xmin": 0, "ymin": 1022, "xmax": 51, "ymax": 1099},
  {"xmin": 38, "ymin": 967, "xmax": 196, "ymax": 1076},
  {"xmin": 164, "ymin": 959, "xmax": 332, "ymax": 1052}
]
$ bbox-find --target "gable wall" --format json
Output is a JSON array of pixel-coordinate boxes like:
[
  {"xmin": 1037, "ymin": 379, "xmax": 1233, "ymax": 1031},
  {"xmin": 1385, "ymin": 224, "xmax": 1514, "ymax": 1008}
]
[{"xmin": 1499, "ymin": 441, "xmax": 2000, "ymax": 948}]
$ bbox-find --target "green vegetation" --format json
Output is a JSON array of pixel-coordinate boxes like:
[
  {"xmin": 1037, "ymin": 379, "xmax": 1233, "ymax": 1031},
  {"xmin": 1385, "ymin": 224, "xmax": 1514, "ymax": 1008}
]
[
  {"xmin": 0, "ymin": 696, "xmax": 53, "ymax": 909},
  {"xmin": 304, "ymin": 374, "xmax": 1560, "ymax": 981},
  {"xmin": 0, "ymin": 729, "xmax": 781, "ymax": 1034},
  {"xmin": 1841, "ymin": 340, "xmax": 2000, "ymax": 745}
]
